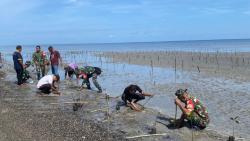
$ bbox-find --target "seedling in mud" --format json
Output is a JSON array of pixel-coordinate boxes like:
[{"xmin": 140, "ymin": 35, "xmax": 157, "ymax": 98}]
[{"xmin": 228, "ymin": 116, "xmax": 240, "ymax": 141}]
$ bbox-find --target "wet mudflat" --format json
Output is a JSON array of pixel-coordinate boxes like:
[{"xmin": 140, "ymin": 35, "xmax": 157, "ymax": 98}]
[
  {"xmin": 1, "ymin": 49, "xmax": 249, "ymax": 141},
  {"xmin": 0, "ymin": 67, "xmax": 227, "ymax": 141},
  {"xmin": 101, "ymin": 51, "xmax": 250, "ymax": 140}
]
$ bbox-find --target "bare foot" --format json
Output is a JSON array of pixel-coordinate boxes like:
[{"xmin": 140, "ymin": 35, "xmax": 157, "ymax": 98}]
[{"xmin": 52, "ymin": 90, "xmax": 61, "ymax": 95}]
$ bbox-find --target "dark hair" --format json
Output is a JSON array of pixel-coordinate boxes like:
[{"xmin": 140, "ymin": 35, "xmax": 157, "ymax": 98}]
[
  {"xmin": 16, "ymin": 45, "xmax": 22, "ymax": 50},
  {"xmin": 55, "ymin": 74, "xmax": 60, "ymax": 82},
  {"xmin": 36, "ymin": 45, "xmax": 41, "ymax": 49},
  {"xmin": 175, "ymin": 89, "xmax": 187, "ymax": 98},
  {"xmin": 48, "ymin": 46, "xmax": 53, "ymax": 50},
  {"xmin": 94, "ymin": 67, "xmax": 102, "ymax": 75}
]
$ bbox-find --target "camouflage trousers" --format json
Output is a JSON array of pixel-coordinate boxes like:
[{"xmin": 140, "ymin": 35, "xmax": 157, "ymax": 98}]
[
  {"xmin": 187, "ymin": 111, "xmax": 209, "ymax": 129},
  {"xmin": 82, "ymin": 73, "xmax": 102, "ymax": 92},
  {"xmin": 35, "ymin": 65, "xmax": 46, "ymax": 80}
]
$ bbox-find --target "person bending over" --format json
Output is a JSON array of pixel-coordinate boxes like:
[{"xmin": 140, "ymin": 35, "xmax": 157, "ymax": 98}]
[
  {"xmin": 37, "ymin": 74, "xmax": 60, "ymax": 95},
  {"xmin": 78, "ymin": 66, "xmax": 102, "ymax": 93},
  {"xmin": 64, "ymin": 63, "xmax": 78, "ymax": 79}
]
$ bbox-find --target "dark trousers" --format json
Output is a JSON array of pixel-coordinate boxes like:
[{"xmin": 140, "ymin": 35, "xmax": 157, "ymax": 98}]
[
  {"xmin": 81, "ymin": 73, "xmax": 102, "ymax": 92},
  {"xmin": 36, "ymin": 65, "xmax": 45, "ymax": 80},
  {"xmin": 82, "ymin": 77, "xmax": 91, "ymax": 89},
  {"xmin": 15, "ymin": 68, "xmax": 23, "ymax": 85},
  {"xmin": 122, "ymin": 93, "xmax": 145, "ymax": 104},
  {"xmin": 38, "ymin": 84, "xmax": 52, "ymax": 94}
]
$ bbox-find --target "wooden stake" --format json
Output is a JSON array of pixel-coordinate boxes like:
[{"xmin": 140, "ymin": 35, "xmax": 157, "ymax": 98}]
[
  {"xmin": 50, "ymin": 101, "xmax": 88, "ymax": 105},
  {"xmin": 126, "ymin": 133, "xmax": 168, "ymax": 139}
]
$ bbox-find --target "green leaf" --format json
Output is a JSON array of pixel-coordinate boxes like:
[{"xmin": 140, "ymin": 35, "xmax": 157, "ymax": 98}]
[{"xmin": 234, "ymin": 116, "xmax": 239, "ymax": 120}]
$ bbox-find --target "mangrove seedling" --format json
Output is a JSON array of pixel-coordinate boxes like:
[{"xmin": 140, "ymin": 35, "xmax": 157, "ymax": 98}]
[{"xmin": 228, "ymin": 116, "xmax": 240, "ymax": 141}]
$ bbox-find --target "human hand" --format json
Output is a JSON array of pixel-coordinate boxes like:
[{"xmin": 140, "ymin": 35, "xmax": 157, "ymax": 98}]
[
  {"xmin": 54, "ymin": 91, "xmax": 61, "ymax": 95},
  {"xmin": 175, "ymin": 98, "xmax": 181, "ymax": 105},
  {"xmin": 126, "ymin": 100, "xmax": 130, "ymax": 104}
]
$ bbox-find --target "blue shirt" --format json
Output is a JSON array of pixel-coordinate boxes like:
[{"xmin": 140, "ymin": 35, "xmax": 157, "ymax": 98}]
[{"xmin": 13, "ymin": 51, "xmax": 23, "ymax": 70}]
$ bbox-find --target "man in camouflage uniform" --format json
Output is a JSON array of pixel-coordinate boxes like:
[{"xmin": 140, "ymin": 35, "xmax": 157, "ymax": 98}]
[
  {"xmin": 32, "ymin": 45, "xmax": 49, "ymax": 80},
  {"xmin": 174, "ymin": 89, "xmax": 209, "ymax": 129},
  {"xmin": 78, "ymin": 66, "xmax": 102, "ymax": 93}
]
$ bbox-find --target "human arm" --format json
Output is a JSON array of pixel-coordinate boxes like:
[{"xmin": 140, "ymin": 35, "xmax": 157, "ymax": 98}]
[
  {"xmin": 52, "ymin": 81, "xmax": 60, "ymax": 95},
  {"xmin": 134, "ymin": 85, "xmax": 153, "ymax": 97},
  {"xmin": 32, "ymin": 53, "xmax": 38, "ymax": 66},
  {"xmin": 134, "ymin": 85, "xmax": 143, "ymax": 93},
  {"xmin": 142, "ymin": 92, "xmax": 154, "ymax": 97},
  {"xmin": 17, "ymin": 53, "xmax": 24, "ymax": 69},
  {"xmin": 76, "ymin": 74, "xmax": 80, "ymax": 85},
  {"xmin": 64, "ymin": 67, "xmax": 68, "ymax": 79},
  {"xmin": 43, "ymin": 53, "xmax": 49, "ymax": 65},
  {"xmin": 175, "ymin": 98, "xmax": 193, "ymax": 116},
  {"xmin": 57, "ymin": 51, "xmax": 62, "ymax": 65}
]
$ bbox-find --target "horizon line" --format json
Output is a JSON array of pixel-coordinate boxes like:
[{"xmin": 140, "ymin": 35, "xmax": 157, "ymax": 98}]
[{"xmin": 1, "ymin": 38, "xmax": 250, "ymax": 47}]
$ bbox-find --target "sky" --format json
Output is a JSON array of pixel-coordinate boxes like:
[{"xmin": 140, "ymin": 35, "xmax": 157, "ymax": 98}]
[{"xmin": 0, "ymin": 0, "xmax": 250, "ymax": 45}]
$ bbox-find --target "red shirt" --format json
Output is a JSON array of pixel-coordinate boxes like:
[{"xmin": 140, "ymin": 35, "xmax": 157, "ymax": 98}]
[
  {"xmin": 186, "ymin": 99, "xmax": 195, "ymax": 112},
  {"xmin": 50, "ymin": 50, "xmax": 61, "ymax": 65}
]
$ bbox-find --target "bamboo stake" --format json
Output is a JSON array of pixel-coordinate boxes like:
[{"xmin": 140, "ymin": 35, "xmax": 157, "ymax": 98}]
[
  {"xmin": 50, "ymin": 101, "xmax": 88, "ymax": 105},
  {"xmin": 126, "ymin": 133, "xmax": 168, "ymax": 139},
  {"xmin": 174, "ymin": 55, "xmax": 177, "ymax": 126},
  {"xmin": 89, "ymin": 108, "xmax": 108, "ymax": 113}
]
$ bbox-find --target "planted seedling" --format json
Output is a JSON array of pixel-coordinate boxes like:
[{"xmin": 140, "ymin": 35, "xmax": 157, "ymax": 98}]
[{"xmin": 228, "ymin": 116, "xmax": 240, "ymax": 141}]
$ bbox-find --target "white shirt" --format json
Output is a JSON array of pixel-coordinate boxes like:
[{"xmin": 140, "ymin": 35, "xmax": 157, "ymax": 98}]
[{"xmin": 37, "ymin": 75, "xmax": 54, "ymax": 88}]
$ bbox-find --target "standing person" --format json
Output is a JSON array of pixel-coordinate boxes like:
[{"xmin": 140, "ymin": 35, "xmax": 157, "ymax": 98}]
[
  {"xmin": 13, "ymin": 45, "xmax": 24, "ymax": 85},
  {"xmin": 48, "ymin": 46, "xmax": 62, "ymax": 75},
  {"xmin": 32, "ymin": 45, "xmax": 49, "ymax": 80},
  {"xmin": 78, "ymin": 66, "xmax": 102, "ymax": 93},
  {"xmin": 174, "ymin": 89, "xmax": 209, "ymax": 129},
  {"xmin": 0, "ymin": 51, "xmax": 2, "ymax": 68},
  {"xmin": 121, "ymin": 84, "xmax": 153, "ymax": 111},
  {"xmin": 37, "ymin": 74, "xmax": 60, "ymax": 95}
]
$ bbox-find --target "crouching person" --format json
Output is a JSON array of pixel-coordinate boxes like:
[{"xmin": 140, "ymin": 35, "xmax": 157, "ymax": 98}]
[
  {"xmin": 122, "ymin": 84, "xmax": 153, "ymax": 111},
  {"xmin": 174, "ymin": 89, "xmax": 209, "ymax": 129},
  {"xmin": 37, "ymin": 74, "xmax": 60, "ymax": 95}
]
